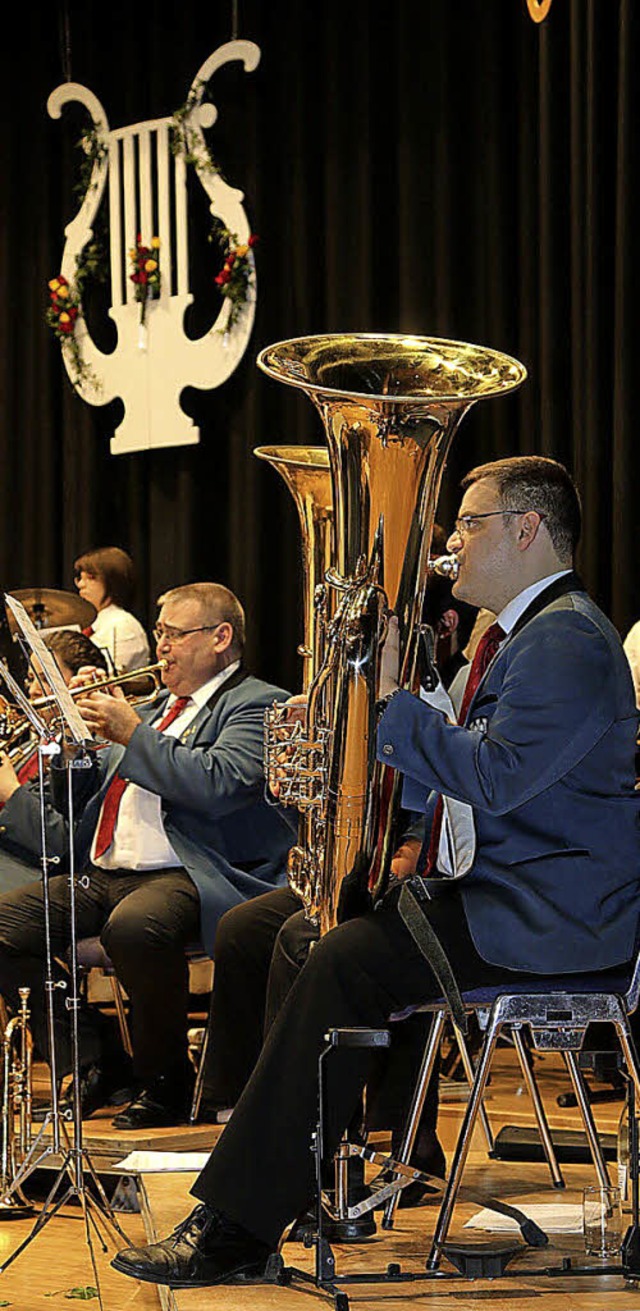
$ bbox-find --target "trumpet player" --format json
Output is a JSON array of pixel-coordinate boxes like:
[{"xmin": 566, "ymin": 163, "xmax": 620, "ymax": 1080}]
[
  {"xmin": 0, "ymin": 631, "xmax": 108, "ymax": 893},
  {"xmin": 112, "ymin": 455, "xmax": 639, "ymax": 1291},
  {"xmin": 0, "ymin": 582, "xmax": 295, "ymax": 1128}
]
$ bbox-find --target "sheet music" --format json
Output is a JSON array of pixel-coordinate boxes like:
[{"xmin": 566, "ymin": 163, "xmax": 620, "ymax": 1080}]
[{"xmin": 4, "ymin": 594, "xmax": 91, "ymax": 743}]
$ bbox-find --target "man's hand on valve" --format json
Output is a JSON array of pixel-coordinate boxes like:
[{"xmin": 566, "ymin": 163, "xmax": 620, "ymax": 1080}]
[
  {"xmin": 389, "ymin": 836, "xmax": 422, "ymax": 882},
  {"xmin": 70, "ymin": 669, "xmax": 142, "ymax": 747}
]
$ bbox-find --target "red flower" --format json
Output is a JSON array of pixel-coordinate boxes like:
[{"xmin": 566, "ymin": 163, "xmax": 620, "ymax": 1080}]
[{"xmin": 248, "ymin": 234, "xmax": 259, "ymax": 247}]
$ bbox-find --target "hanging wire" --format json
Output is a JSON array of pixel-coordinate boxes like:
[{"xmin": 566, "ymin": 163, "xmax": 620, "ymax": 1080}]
[
  {"xmin": 231, "ymin": 0, "xmax": 239, "ymax": 40},
  {"xmin": 58, "ymin": 0, "xmax": 73, "ymax": 81}
]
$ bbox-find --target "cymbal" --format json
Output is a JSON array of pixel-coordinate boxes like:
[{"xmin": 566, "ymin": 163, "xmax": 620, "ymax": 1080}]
[{"xmin": 4, "ymin": 589, "xmax": 97, "ymax": 632}]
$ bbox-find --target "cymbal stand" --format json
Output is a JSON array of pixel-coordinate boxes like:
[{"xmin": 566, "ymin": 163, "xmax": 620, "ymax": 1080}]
[{"xmin": 0, "ymin": 639, "xmax": 131, "ymax": 1307}]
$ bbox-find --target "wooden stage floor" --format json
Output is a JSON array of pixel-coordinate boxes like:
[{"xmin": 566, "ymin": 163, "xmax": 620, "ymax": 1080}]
[{"xmin": 1, "ymin": 1047, "xmax": 639, "ymax": 1311}]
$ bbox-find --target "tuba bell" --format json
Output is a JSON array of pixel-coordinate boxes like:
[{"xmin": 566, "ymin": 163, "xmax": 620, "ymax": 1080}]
[
  {"xmin": 259, "ymin": 333, "xmax": 526, "ymax": 934},
  {"xmin": 254, "ymin": 446, "xmax": 333, "ymax": 690}
]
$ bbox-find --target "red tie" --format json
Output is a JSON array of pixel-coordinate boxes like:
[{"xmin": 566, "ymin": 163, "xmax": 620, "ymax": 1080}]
[
  {"xmin": 92, "ymin": 696, "xmax": 192, "ymax": 859},
  {"xmin": 423, "ymin": 622, "xmax": 505, "ymax": 874},
  {"xmin": 18, "ymin": 752, "xmax": 40, "ymax": 785}
]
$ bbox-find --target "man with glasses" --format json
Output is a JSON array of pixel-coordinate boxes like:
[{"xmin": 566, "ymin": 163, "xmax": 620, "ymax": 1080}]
[
  {"xmin": 0, "ymin": 582, "xmax": 296, "ymax": 1128},
  {"xmin": 113, "ymin": 456, "xmax": 639, "ymax": 1288}
]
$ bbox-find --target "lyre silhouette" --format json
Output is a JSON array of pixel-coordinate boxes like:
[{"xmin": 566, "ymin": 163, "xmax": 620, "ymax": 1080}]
[{"xmin": 47, "ymin": 41, "xmax": 260, "ymax": 454}]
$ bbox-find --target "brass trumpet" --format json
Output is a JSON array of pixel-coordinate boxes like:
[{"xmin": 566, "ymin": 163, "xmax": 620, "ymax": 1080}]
[
  {"xmin": 30, "ymin": 659, "xmax": 168, "ymax": 711},
  {"xmin": 0, "ymin": 988, "xmax": 33, "ymax": 1216}
]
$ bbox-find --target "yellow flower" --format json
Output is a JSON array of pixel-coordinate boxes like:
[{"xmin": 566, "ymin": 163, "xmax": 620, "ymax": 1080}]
[
  {"xmin": 235, "ymin": 245, "xmax": 248, "ymax": 258},
  {"xmin": 49, "ymin": 278, "xmax": 61, "ymax": 291},
  {"xmin": 145, "ymin": 259, "xmax": 158, "ymax": 273},
  {"xmin": 57, "ymin": 285, "xmax": 70, "ymax": 299},
  {"xmin": 151, "ymin": 237, "xmax": 161, "ymax": 249},
  {"xmin": 129, "ymin": 248, "xmax": 137, "ymax": 259},
  {"xmin": 59, "ymin": 312, "xmax": 70, "ymax": 323}
]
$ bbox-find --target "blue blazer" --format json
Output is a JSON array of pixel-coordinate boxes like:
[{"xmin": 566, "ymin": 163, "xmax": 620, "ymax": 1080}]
[
  {"xmin": 0, "ymin": 671, "xmax": 297, "ymax": 957},
  {"xmin": 377, "ymin": 575, "xmax": 640, "ymax": 974}
]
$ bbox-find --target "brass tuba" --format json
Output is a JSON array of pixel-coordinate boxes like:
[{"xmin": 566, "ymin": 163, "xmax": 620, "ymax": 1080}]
[
  {"xmin": 254, "ymin": 446, "xmax": 333, "ymax": 691},
  {"xmin": 259, "ymin": 334, "xmax": 526, "ymax": 934}
]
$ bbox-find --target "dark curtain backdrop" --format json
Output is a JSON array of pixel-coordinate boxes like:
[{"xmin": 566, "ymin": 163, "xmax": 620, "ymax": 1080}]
[{"xmin": 0, "ymin": 0, "xmax": 637, "ymax": 692}]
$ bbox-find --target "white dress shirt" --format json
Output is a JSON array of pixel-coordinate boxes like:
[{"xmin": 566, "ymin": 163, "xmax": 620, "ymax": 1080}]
[
  {"xmin": 90, "ymin": 604, "xmax": 151, "ymax": 673},
  {"xmin": 91, "ymin": 660, "xmax": 241, "ymax": 871}
]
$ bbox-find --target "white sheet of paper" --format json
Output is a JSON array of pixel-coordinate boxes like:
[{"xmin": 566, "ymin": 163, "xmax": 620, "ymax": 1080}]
[
  {"xmin": 4, "ymin": 594, "xmax": 91, "ymax": 743},
  {"xmin": 113, "ymin": 1151, "xmax": 211, "ymax": 1173},
  {"xmin": 465, "ymin": 1203, "xmax": 584, "ymax": 1234}
]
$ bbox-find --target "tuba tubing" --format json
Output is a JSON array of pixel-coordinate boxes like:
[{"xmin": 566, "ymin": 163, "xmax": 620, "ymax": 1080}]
[{"xmin": 258, "ymin": 334, "xmax": 526, "ymax": 934}]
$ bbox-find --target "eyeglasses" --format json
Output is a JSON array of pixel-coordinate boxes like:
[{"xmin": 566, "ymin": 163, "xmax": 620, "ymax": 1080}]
[
  {"xmin": 452, "ymin": 510, "xmax": 545, "ymax": 537},
  {"xmin": 153, "ymin": 623, "xmax": 225, "ymax": 645}
]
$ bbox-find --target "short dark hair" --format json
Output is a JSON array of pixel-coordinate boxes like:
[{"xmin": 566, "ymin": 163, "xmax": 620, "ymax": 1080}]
[
  {"xmin": 157, "ymin": 582, "xmax": 246, "ymax": 657},
  {"xmin": 460, "ymin": 456, "xmax": 581, "ymax": 560},
  {"xmin": 44, "ymin": 630, "xmax": 109, "ymax": 676},
  {"xmin": 73, "ymin": 547, "xmax": 136, "ymax": 609}
]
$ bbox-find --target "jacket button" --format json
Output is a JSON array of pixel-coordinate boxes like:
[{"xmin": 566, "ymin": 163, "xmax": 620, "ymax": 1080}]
[{"xmin": 382, "ymin": 744, "xmax": 394, "ymax": 756}]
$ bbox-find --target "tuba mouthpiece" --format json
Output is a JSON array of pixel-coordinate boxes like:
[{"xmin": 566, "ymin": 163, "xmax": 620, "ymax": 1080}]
[{"xmin": 429, "ymin": 553, "xmax": 460, "ymax": 581}]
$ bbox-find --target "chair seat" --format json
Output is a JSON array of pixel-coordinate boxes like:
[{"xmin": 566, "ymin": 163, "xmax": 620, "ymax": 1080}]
[{"xmin": 389, "ymin": 970, "xmax": 632, "ymax": 1023}]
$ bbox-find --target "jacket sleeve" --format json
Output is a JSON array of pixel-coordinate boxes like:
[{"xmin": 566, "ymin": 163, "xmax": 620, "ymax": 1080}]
[
  {"xmin": 377, "ymin": 611, "xmax": 626, "ymax": 817},
  {"xmin": 117, "ymin": 696, "xmax": 274, "ymax": 819},
  {"xmin": 0, "ymin": 779, "xmax": 70, "ymax": 862}
]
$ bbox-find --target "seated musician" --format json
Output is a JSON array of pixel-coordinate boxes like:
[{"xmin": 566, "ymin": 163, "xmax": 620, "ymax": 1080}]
[
  {"xmin": 74, "ymin": 545, "xmax": 150, "ymax": 673},
  {"xmin": 196, "ymin": 530, "xmax": 478, "ymax": 1186},
  {"xmin": 0, "ymin": 582, "xmax": 296, "ymax": 1128},
  {"xmin": 112, "ymin": 455, "xmax": 639, "ymax": 1290},
  {"xmin": 623, "ymin": 618, "xmax": 640, "ymax": 709},
  {"xmin": 0, "ymin": 630, "xmax": 108, "ymax": 891}
]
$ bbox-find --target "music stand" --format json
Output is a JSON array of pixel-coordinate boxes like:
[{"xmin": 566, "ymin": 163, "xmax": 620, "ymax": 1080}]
[{"xmin": 0, "ymin": 595, "xmax": 130, "ymax": 1303}]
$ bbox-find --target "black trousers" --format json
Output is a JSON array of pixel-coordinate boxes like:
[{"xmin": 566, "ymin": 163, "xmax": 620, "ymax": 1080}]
[
  {"xmin": 0, "ymin": 865, "xmax": 201, "ymax": 1080},
  {"xmin": 204, "ymin": 887, "xmax": 305, "ymax": 1108},
  {"xmin": 204, "ymin": 885, "xmax": 439, "ymax": 1141},
  {"xmin": 193, "ymin": 886, "xmax": 543, "ymax": 1248}
]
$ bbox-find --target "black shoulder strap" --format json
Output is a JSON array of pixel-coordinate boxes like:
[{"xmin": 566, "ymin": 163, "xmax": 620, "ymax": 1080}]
[{"xmin": 398, "ymin": 880, "xmax": 469, "ymax": 1035}]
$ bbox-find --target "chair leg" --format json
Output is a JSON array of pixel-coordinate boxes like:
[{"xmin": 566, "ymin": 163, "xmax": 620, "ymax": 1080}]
[
  {"xmin": 512, "ymin": 1027, "xmax": 564, "ymax": 1188},
  {"xmin": 452, "ymin": 1020, "xmax": 495, "ymax": 1155},
  {"xmin": 427, "ymin": 1017, "xmax": 501, "ymax": 1270},
  {"xmin": 381, "ymin": 1009, "xmax": 446, "ymax": 1230},
  {"xmin": 564, "ymin": 1050, "xmax": 610, "ymax": 1188},
  {"xmin": 109, "ymin": 977, "xmax": 133, "ymax": 1058},
  {"xmin": 189, "ymin": 1023, "xmax": 210, "ymax": 1124},
  {"xmin": 616, "ymin": 1018, "xmax": 640, "ymax": 1103}
]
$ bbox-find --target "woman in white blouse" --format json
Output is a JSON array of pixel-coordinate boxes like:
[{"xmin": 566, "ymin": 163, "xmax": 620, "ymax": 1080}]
[{"xmin": 74, "ymin": 546, "xmax": 150, "ymax": 673}]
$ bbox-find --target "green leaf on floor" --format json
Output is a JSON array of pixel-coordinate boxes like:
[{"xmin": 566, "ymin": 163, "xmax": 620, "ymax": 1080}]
[{"xmin": 44, "ymin": 1289, "xmax": 99, "ymax": 1301}]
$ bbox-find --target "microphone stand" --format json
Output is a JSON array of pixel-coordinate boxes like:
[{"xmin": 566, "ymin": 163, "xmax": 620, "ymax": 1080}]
[{"xmin": 0, "ymin": 599, "xmax": 131, "ymax": 1307}]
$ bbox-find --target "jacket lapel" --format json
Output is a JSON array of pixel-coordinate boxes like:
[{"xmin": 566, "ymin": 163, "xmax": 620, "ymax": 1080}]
[
  {"xmin": 467, "ymin": 571, "xmax": 585, "ymax": 714},
  {"xmin": 177, "ymin": 665, "xmax": 250, "ymax": 744}
]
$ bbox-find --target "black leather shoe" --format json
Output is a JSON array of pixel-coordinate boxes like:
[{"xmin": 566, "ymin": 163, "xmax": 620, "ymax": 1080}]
[
  {"xmin": 111, "ymin": 1203, "xmax": 273, "ymax": 1287},
  {"xmin": 33, "ymin": 1061, "xmax": 135, "ymax": 1122},
  {"xmin": 112, "ymin": 1069, "xmax": 194, "ymax": 1130}
]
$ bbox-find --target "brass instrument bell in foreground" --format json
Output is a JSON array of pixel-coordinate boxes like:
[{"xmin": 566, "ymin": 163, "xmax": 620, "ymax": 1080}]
[
  {"xmin": 254, "ymin": 446, "xmax": 333, "ymax": 691},
  {"xmin": 258, "ymin": 333, "xmax": 526, "ymax": 933}
]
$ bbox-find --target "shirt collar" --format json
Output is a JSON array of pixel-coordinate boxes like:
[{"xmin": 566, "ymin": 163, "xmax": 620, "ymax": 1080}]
[
  {"xmin": 167, "ymin": 659, "xmax": 241, "ymax": 711},
  {"xmin": 497, "ymin": 570, "xmax": 572, "ymax": 636}
]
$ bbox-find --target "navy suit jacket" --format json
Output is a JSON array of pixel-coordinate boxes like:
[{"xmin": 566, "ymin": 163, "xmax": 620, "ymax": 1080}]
[
  {"xmin": 0, "ymin": 671, "xmax": 297, "ymax": 957},
  {"xmin": 377, "ymin": 574, "xmax": 640, "ymax": 973}
]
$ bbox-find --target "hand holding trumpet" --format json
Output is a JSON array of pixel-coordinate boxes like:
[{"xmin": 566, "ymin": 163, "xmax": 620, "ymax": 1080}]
[{"xmin": 70, "ymin": 666, "xmax": 142, "ymax": 746}]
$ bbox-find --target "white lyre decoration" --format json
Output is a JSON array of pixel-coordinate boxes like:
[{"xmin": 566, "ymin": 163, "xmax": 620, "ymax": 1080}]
[{"xmin": 47, "ymin": 41, "xmax": 261, "ymax": 455}]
